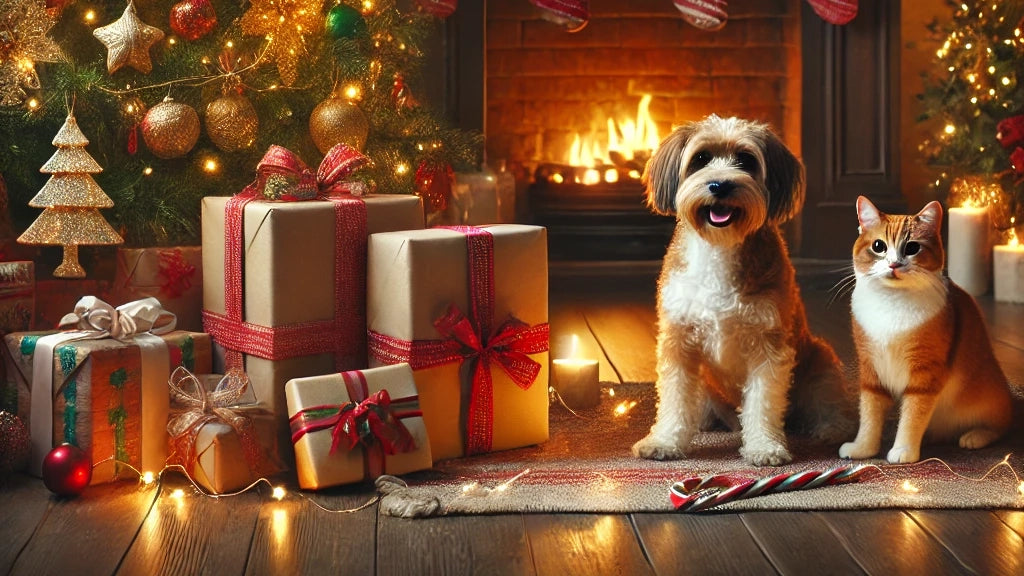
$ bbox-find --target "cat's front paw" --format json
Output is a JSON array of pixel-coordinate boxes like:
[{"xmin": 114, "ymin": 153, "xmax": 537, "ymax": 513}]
[
  {"xmin": 632, "ymin": 435, "xmax": 688, "ymax": 461},
  {"xmin": 839, "ymin": 441, "xmax": 879, "ymax": 460},
  {"xmin": 740, "ymin": 441, "xmax": 792, "ymax": 467},
  {"xmin": 886, "ymin": 444, "xmax": 920, "ymax": 464}
]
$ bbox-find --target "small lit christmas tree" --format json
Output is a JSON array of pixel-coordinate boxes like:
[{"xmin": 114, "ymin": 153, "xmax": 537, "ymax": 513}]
[
  {"xmin": 917, "ymin": 0, "xmax": 1024, "ymax": 230},
  {"xmin": 18, "ymin": 111, "xmax": 122, "ymax": 277}
]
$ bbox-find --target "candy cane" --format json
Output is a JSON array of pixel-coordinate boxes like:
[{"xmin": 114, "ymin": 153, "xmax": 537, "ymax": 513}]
[{"xmin": 670, "ymin": 464, "xmax": 875, "ymax": 512}]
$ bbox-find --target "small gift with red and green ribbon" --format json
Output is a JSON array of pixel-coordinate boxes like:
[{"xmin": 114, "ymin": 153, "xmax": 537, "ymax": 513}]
[
  {"xmin": 285, "ymin": 363, "xmax": 431, "ymax": 489},
  {"xmin": 2, "ymin": 296, "xmax": 212, "ymax": 482},
  {"xmin": 366, "ymin": 225, "xmax": 550, "ymax": 461},
  {"xmin": 200, "ymin": 144, "xmax": 424, "ymax": 458}
]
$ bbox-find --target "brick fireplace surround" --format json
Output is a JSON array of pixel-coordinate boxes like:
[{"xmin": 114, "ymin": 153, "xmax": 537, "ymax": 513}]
[{"xmin": 485, "ymin": 0, "xmax": 803, "ymax": 177}]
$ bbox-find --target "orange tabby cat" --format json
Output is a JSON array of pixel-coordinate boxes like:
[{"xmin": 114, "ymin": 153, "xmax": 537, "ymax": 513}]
[{"xmin": 839, "ymin": 196, "xmax": 1013, "ymax": 464}]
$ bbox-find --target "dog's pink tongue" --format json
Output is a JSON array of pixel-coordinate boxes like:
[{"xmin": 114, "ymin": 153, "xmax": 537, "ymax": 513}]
[{"xmin": 709, "ymin": 205, "xmax": 734, "ymax": 224}]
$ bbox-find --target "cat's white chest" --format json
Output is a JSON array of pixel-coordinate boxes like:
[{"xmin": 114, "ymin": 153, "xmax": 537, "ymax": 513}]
[{"xmin": 851, "ymin": 275, "xmax": 946, "ymax": 392}]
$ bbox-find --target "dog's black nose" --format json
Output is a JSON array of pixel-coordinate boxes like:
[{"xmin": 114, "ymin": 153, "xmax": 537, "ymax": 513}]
[{"xmin": 707, "ymin": 181, "xmax": 734, "ymax": 198}]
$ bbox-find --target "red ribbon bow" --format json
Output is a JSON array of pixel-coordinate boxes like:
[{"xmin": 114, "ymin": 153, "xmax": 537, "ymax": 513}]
[
  {"xmin": 368, "ymin": 227, "xmax": 550, "ymax": 455},
  {"xmin": 158, "ymin": 248, "xmax": 196, "ymax": 298},
  {"xmin": 331, "ymin": 389, "xmax": 416, "ymax": 455},
  {"xmin": 247, "ymin": 143, "xmax": 371, "ymax": 201}
]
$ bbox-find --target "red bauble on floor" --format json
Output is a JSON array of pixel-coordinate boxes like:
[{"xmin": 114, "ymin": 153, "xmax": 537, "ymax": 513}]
[{"xmin": 42, "ymin": 444, "xmax": 93, "ymax": 497}]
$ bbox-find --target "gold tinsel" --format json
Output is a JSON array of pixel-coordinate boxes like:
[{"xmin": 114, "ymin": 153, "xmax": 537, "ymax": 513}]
[
  {"xmin": 142, "ymin": 96, "xmax": 200, "ymax": 159},
  {"xmin": 309, "ymin": 96, "xmax": 369, "ymax": 154},
  {"xmin": 0, "ymin": 0, "xmax": 66, "ymax": 106},
  {"xmin": 93, "ymin": 0, "xmax": 166, "ymax": 74},
  {"xmin": 205, "ymin": 91, "xmax": 259, "ymax": 152},
  {"xmin": 238, "ymin": 0, "xmax": 323, "ymax": 86}
]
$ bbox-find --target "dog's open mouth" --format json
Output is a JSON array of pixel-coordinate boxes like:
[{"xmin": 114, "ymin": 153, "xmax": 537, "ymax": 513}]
[{"xmin": 702, "ymin": 204, "xmax": 739, "ymax": 228}]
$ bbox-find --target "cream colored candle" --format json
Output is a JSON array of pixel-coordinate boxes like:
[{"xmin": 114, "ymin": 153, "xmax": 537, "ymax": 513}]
[
  {"xmin": 994, "ymin": 232, "xmax": 1024, "ymax": 303},
  {"xmin": 947, "ymin": 205, "xmax": 992, "ymax": 295},
  {"xmin": 552, "ymin": 358, "xmax": 600, "ymax": 410}
]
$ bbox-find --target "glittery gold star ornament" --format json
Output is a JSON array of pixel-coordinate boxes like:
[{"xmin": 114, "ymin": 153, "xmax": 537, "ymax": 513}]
[
  {"xmin": 239, "ymin": 0, "xmax": 324, "ymax": 86},
  {"xmin": 0, "ymin": 0, "xmax": 66, "ymax": 106},
  {"xmin": 92, "ymin": 0, "xmax": 165, "ymax": 74},
  {"xmin": 18, "ymin": 111, "xmax": 123, "ymax": 278}
]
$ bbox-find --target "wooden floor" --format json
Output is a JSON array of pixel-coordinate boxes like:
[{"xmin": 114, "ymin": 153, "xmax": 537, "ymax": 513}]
[{"xmin": 3, "ymin": 267, "xmax": 1024, "ymax": 575}]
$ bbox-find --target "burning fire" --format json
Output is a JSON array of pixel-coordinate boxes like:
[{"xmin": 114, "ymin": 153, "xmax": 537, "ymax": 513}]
[{"xmin": 546, "ymin": 94, "xmax": 661, "ymax": 186}]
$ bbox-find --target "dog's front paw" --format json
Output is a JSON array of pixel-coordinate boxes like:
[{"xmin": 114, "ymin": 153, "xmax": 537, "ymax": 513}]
[
  {"xmin": 886, "ymin": 444, "xmax": 920, "ymax": 464},
  {"xmin": 959, "ymin": 428, "xmax": 1000, "ymax": 450},
  {"xmin": 839, "ymin": 441, "xmax": 878, "ymax": 460},
  {"xmin": 632, "ymin": 435, "xmax": 688, "ymax": 460},
  {"xmin": 740, "ymin": 441, "xmax": 792, "ymax": 467}
]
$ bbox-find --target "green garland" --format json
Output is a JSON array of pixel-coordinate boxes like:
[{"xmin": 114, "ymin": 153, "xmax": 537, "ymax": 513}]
[{"xmin": 0, "ymin": 0, "xmax": 481, "ymax": 246}]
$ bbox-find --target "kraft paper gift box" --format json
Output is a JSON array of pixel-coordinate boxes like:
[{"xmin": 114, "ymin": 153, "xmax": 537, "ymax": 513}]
[
  {"xmin": 113, "ymin": 247, "xmax": 203, "ymax": 332},
  {"xmin": 2, "ymin": 300, "xmax": 212, "ymax": 481},
  {"xmin": 202, "ymin": 156, "xmax": 424, "ymax": 463},
  {"xmin": 0, "ymin": 261, "xmax": 34, "ymax": 334},
  {"xmin": 367, "ymin": 225, "xmax": 550, "ymax": 461},
  {"xmin": 167, "ymin": 368, "xmax": 280, "ymax": 494},
  {"xmin": 285, "ymin": 363, "xmax": 431, "ymax": 490}
]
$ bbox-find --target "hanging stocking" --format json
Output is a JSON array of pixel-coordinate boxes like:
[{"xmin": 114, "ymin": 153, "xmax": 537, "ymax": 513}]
[
  {"xmin": 673, "ymin": 0, "xmax": 728, "ymax": 31},
  {"xmin": 415, "ymin": 0, "xmax": 457, "ymax": 18},
  {"xmin": 529, "ymin": 0, "xmax": 589, "ymax": 32},
  {"xmin": 806, "ymin": 0, "xmax": 857, "ymax": 25}
]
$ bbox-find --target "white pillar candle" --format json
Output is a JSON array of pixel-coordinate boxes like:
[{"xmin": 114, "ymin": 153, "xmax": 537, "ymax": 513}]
[
  {"xmin": 994, "ymin": 240, "xmax": 1024, "ymax": 303},
  {"xmin": 947, "ymin": 205, "xmax": 992, "ymax": 296},
  {"xmin": 552, "ymin": 358, "xmax": 600, "ymax": 410}
]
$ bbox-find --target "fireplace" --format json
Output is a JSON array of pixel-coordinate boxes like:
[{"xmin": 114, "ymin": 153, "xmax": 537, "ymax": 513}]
[{"xmin": 483, "ymin": 0, "xmax": 803, "ymax": 261}]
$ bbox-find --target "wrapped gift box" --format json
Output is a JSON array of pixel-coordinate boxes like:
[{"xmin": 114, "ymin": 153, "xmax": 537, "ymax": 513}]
[
  {"xmin": 2, "ymin": 329, "xmax": 212, "ymax": 481},
  {"xmin": 285, "ymin": 363, "xmax": 431, "ymax": 490},
  {"xmin": 202, "ymin": 193, "xmax": 424, "ymax": 461},
  {"xmin": 0, "ymin": 261, "xmax": 34, "ymax": 334},
  {"xmin": 367, "ymin": 225, "xmax": 549, "ymax": 460},
  {"xmin": 113, "ymin": 247, "xmax": 203, "ymax": 332},
  {"xmin": 167, "ymin": 369, "xmax": 280, "ymax": 494}
]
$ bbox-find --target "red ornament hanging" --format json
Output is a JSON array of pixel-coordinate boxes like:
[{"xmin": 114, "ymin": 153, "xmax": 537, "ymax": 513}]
[
  {"xmin": 415, "ymin": 161, "xmax": 453, "ymax": 214},
  {"xmin": 42, "ymin": 444, "xmax": 93, "ymax": 497},
  {"xmin": 169, "ymin": 0, "xmax": 218, "ymax": 41},
  {"xmin": 996, "ymin": 115, "xmax": 1024, "ymax": 150},
  {"xmin": 415, "ymin": 0, "xmax": 457, "ymax": 18},
  {"xmin": 1010, "ymin": 147, "xmax": 1024, "ymax": 178}
]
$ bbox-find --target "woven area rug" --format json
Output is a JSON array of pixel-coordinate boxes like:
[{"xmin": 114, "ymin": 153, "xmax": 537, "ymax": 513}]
[{"xmin": 379, "ymin": 383, "xmax": 1024, "ymax": 516}]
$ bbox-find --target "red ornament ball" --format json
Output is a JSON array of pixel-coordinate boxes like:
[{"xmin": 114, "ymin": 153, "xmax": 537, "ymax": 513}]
[
  {"xmin": 415, "ymin": 0, "xmax": 457, "ymax": 18},
  {"xmin": 42, "ymin": 444, "xmax": 92, "ymax": 497},
  {"xmin": 0, "ymin": 410, "xmax": 30, "ymax": 474},
  {"xmin": 169, "ymin": 0, "xmax": 218, "ymax": 41}
]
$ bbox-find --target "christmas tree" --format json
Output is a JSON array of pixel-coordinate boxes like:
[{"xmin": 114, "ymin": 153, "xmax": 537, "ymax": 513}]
[
  {"xmin": 18, "ymin": 111, "xmax": 122, "ymax": 277},
  {"xmin": 917, "ymin": 0, "xmax": 1024, "ymax": 231},
  {"xmin": 0, "ymin": 0, "xmax": 480, "ymax": 247}
]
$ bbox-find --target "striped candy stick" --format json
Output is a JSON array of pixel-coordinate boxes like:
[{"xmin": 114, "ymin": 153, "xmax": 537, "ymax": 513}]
[{"xmin": 670, "ymin": 464, "xmax": 875, "ymax": 512}]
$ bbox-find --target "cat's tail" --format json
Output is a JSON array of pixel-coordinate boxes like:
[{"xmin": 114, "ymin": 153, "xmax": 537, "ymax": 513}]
[{"xmin": 789, "ymin": 335, "xmax": 857, "ymax": 443}]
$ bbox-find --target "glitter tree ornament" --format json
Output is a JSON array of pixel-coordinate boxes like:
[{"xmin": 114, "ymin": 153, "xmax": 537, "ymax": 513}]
[
  {"xmin": 0, "ymin": 0, "xmax": 66, "ymax": 106},
  {"xmin": 93, "ymin": 0, "xmax": 166, "ymax": 74},
  {"xmin": 168, "ymin": 0, "xmax": 218, "ymax": 41},
  {"xmin": 0, "ymin": 410, "xmax": 30, "ymax": 475},
  {"xmin": 18, "ymin": 111, "xmax": 123, "ymax": 278},
  {"xmin": 205, "ymin": 86, "xmax": 259, "ymax": 152},
  {"xmin": 239, "ymin": 0, "xmax": 324, "ymax": 86}
]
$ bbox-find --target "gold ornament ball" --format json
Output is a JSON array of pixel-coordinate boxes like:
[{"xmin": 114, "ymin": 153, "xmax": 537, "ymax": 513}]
[
  {"xmin": 141, "ymin": 97, "xmax": 200, "ymax": 159},
  {"xmin": 205, "ymin": 92, "xmax": 259, "ymax": 152},
  {"xmin": 309, "ymin": 98, "xmax": 370, "ymax": 155}
]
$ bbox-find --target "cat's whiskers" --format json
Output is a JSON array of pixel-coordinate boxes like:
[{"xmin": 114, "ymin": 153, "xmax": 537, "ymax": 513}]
[{"xmin": 827, "ymin": 272, "xmax": 858, "ymax": 306}]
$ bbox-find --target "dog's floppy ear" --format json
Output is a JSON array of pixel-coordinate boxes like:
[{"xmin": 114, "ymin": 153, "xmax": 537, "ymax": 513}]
[
  {"xmin": 643, "ymin": 124, "xmax": 694, "ymax": 215},
  {"xmin": 761, "ymin": 128, "xmax": 806, "ymax": 223}
]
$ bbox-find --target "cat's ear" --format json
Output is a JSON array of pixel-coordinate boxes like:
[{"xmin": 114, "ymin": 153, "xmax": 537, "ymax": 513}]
[
  {"xmin": 916, "ymin": 200, "xmax": 943, "ymax": 232},
  {"xmin": 856, "ymin": 196, "xmax": 882, "ymax": 229}
]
